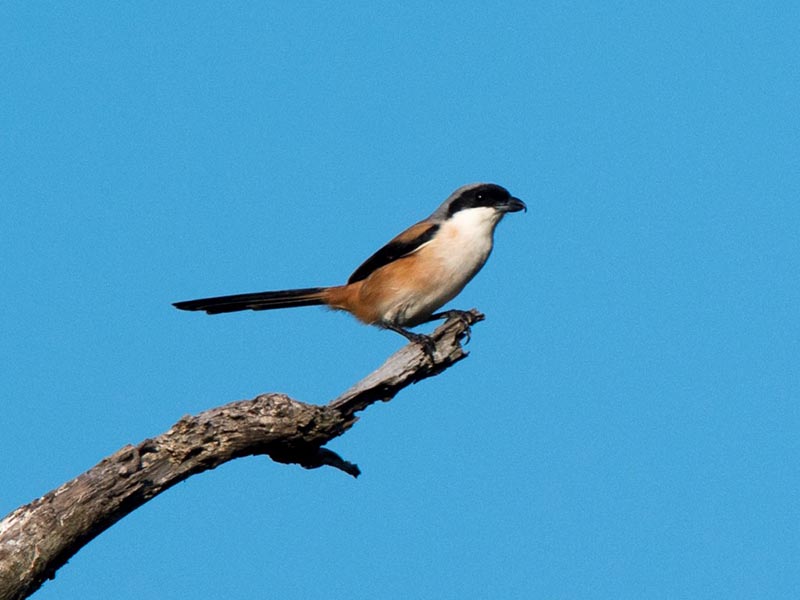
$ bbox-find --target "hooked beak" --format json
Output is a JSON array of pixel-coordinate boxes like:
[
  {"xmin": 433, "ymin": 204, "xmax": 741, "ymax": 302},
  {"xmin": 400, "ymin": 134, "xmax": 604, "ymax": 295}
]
[{"xmin": 502, "ymin": 196, "xmax": 527, "ymax": 213}]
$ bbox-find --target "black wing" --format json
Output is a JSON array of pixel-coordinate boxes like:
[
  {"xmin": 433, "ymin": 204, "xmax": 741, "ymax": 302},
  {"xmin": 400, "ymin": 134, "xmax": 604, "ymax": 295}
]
[{"xmin": 347, "ymin": 222, "xmax": 440, "ymax": 284}]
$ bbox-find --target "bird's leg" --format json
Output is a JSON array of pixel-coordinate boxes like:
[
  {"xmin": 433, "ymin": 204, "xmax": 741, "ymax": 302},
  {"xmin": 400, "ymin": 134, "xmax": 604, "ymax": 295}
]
[
  {"xmin": 385, "ymin": 324, "xmax": 436, "ymax": 360},
  {"xmin": 421, "ymin": 310, "xmax": 473, "ymax": 343}
]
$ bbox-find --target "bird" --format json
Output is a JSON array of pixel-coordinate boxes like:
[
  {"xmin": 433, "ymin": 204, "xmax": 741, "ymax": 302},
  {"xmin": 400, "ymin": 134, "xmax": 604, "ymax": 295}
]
[{"xmin": 173, "ymin": 183, "xmax": 525, "ymax": 352}]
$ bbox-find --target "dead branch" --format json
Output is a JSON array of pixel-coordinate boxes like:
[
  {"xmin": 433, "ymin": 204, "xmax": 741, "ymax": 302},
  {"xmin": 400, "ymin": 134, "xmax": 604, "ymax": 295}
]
[{"xmin": 0, "ymin": 309, "xmax": 483, "ymax": 600}]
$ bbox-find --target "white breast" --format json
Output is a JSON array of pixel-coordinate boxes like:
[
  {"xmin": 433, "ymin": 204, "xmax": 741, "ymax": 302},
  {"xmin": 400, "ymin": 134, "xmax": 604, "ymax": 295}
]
[
  {"xmin": 390, "ymin": 206, "xmax": 502, "ymax": 326},
  {"xmin": 434, "ymin": 206, "xmax": 500, "ymax": 277}
]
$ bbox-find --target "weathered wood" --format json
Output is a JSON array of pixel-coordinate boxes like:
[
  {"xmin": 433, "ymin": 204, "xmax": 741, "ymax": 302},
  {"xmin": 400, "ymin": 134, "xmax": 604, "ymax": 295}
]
[{"xmin": 0, "ymin": 310, "xmax": 483, "ymax": 600}]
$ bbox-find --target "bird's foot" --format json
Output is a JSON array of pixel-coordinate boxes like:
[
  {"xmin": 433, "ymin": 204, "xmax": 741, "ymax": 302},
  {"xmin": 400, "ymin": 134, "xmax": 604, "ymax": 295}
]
[
  {"xmin": 405, "ymin": 331, "xmax": 437, "ymax": 360},
  {"xmin": 386, "ymin": 325, "xmax": 437, "ymax": 360},
  {"xmin": 427, "ymin": 310, "xmax": 473, "ymax": 344}
]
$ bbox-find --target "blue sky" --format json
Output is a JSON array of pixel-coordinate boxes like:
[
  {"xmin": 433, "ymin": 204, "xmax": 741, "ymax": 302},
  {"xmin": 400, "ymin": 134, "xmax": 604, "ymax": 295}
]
[{"xmin": 2, "ymin": 3, "xmax": 798, "ymax": 599}]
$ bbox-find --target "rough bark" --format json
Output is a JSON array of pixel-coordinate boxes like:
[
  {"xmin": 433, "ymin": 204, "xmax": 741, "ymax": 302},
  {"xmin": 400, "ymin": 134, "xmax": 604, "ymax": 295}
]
[{"xmin": 0, "ymin": 310, "xmax": 483, "ymax": 600}]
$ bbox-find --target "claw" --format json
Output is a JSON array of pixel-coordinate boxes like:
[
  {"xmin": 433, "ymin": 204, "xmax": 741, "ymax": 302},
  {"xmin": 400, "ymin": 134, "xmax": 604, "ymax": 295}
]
[
  {"xmin": 427, "ymin": 310, "xmax": 473, "ymax": 344},
  {"xmin": 385, "ymin": 325, "xmax": 437, "ymax": 361},
  {"xmin": 409, "ymin": 332, "xmax": 437, "ymax": 360}
]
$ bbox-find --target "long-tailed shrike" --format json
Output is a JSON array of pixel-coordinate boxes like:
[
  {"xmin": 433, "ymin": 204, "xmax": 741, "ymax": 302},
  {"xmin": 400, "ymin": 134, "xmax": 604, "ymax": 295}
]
[{"xmin": 173, "ymin": 183, "xmax": 525, "ymax": 350}]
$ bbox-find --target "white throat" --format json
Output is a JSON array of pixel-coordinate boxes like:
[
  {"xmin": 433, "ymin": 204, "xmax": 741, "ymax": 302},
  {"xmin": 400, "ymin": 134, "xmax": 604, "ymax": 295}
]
[
  {"xmin": 432, "ymin": 206, "xmax": 502, "ymax": 288},
  {"xmin": 384, "ymin": 206, "xmax": 504, "ymax": 326},
  {"xmin": 446, "ymin": 206, "xmax": 504, "ymax": 235}
]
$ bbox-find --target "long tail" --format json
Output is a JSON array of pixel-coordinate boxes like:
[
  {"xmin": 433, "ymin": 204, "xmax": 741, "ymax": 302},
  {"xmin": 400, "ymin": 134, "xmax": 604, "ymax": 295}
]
[{"xmin": 173, "ymin": 287, "xmax": 329, "ymax": 315}]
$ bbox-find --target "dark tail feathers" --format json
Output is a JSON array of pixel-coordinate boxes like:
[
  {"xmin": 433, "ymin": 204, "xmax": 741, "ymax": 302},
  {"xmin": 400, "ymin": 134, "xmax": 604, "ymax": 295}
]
[{"xmin": 173, "ymin": 287, "xmax": 328, "ymax": 315}]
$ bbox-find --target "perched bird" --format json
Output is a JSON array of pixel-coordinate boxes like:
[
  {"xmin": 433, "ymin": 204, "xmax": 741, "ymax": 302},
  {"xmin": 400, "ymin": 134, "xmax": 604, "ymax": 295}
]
[{"xmin": 173, "ymin": 183, "xmax": 525, "ymax": 350}]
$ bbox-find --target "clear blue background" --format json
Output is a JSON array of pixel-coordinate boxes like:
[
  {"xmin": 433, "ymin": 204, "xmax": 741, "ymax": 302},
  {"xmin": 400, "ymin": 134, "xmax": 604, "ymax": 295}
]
[{"xmin": 2, "ymin": 3, "xmax": 798, "ymax": 599}]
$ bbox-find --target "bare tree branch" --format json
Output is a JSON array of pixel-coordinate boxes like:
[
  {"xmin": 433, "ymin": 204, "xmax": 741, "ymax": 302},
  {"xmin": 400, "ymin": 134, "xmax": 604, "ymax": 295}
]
[{"xmin": 0, "ymin": 309, "xmax": 483, "ymax": 600}]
